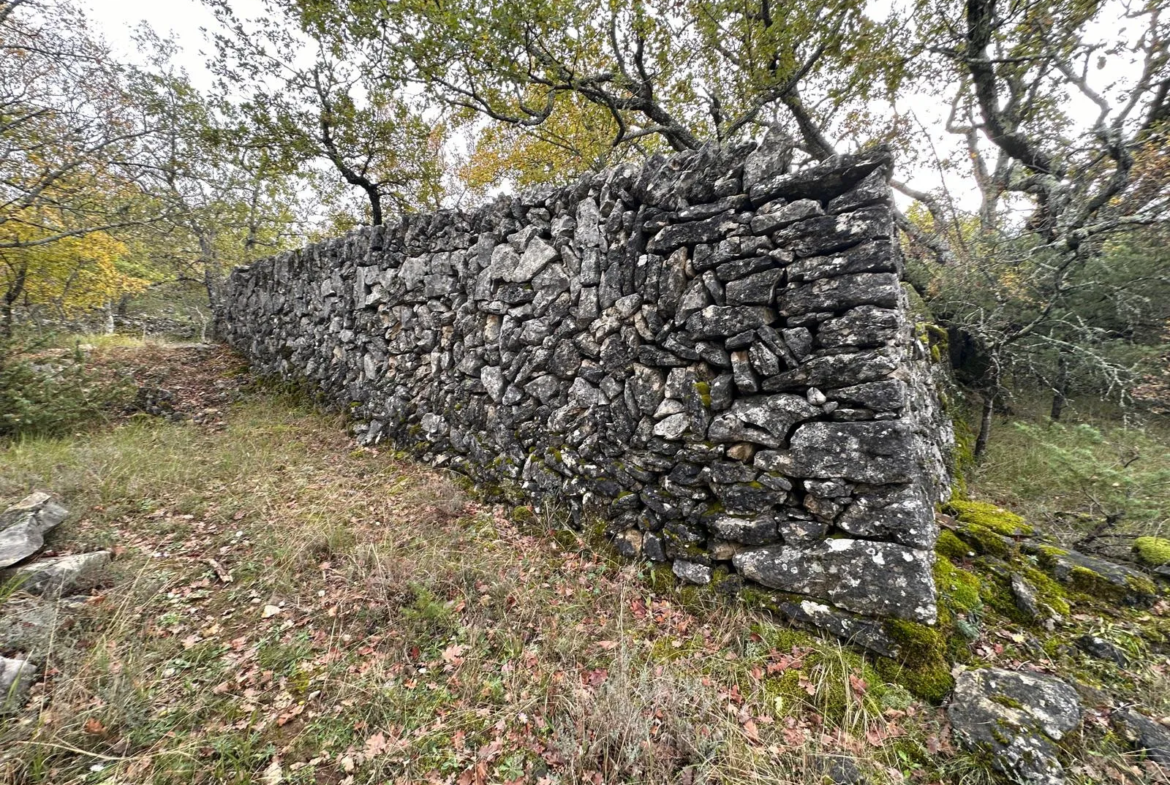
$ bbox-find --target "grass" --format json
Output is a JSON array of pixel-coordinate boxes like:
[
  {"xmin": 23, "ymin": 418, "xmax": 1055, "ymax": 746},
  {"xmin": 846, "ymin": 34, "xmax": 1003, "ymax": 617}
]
[
  {"xmin": 970, "ymin": 401, "xmax": 1170, "ymax": 550},
  {"xmin": 0, "ymin": 385, "xmax": 953, "ymax": 785},
  {"xmin": 1, "ymin": 345, "xmax": 1167, "ymax": 784}
]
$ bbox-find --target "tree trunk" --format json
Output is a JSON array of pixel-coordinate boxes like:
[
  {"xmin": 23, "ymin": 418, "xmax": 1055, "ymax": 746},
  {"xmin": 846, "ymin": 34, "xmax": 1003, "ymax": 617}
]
[
  {"xmin": 1, "ymin": 265, "xmax": 27, "ymax": 340},
  {"xmin": 103, "ymin": 301, "xmax": 115, "ymax": 335},
  {"xmin": 1050, "ymin": 352, "xmax": 1068, "ymax": 422},
  {"xmin": 975, "ymin": 386, "xmax": 996, "ymax": 459},
  {"xmin": 364, "ymin": 184, "xmax": 383, "ymax": 227}
]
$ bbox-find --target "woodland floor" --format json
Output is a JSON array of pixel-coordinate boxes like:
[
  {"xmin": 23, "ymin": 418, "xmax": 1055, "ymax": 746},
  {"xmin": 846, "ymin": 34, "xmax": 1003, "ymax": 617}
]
[{"xmin": 0, "ymin": 340, "xmax": 1166, "ymax": 785}]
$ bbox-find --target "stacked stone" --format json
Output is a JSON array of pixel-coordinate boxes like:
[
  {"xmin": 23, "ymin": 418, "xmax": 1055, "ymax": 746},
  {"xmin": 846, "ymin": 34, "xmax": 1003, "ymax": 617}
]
[{"xmin": 221, "ymin": 139, "xmax": 953, "ymax": 627}]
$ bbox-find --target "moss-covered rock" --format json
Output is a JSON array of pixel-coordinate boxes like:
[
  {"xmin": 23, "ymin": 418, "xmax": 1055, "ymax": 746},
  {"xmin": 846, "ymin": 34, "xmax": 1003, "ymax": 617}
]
[
  {"xmin": 1134, "ymin": 537, "xmax": 1170, "ymax": 568},
  {"xmin": 946, "ymin": 499, "xmax": 1032, "ymax": 536},
  {"xmin": 936, "ymin": 529, "xmax": 972, "ymax": 560},
  {"xmin": 935, "ymin": 555, "xmax": 982, "ymax": 615},
  {"xmin": 878, "ymin": 619, "xmax": 955, "ymax": 702}
]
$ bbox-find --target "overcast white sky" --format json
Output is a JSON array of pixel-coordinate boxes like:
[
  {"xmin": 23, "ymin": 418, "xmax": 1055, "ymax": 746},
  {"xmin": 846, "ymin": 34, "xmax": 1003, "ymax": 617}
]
[{"xmin": 85, "ymin": 0, "xmax": 255, "ymax": 91}]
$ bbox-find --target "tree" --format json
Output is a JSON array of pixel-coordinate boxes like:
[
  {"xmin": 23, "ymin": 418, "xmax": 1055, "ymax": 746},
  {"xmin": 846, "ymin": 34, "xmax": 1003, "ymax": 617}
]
[
  {"xmin": 292, "ymin": 0, "xmax": 907, "ymax": 161},
  {"xmin": 0, "ymin": 0, "xmax": 172, "ymax": 333},
  {"xmin": 903, "ymin": 0, "xmax": 1169, "ymax": 454},
  {"xmin": 126, "ymin": 32, "xmax": 307, "ymax": 319},
  {"xmin": 203, "ymin": 0, "xmax": 448, "ymax": 226}
]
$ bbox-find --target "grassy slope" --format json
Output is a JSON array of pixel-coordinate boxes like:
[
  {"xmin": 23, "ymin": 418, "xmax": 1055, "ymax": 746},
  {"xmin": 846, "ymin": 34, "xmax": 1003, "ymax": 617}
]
[
  {"xmin": 0, "ymin": 379, "xmax": 969, "ymax": 785},
  {"xmin": 971, "ymin": 401, "xmax": 1170, "ymax": 553},
  {"xmin": 0, "ymin": 345, "xmax": 1167, "ymax": 784}
]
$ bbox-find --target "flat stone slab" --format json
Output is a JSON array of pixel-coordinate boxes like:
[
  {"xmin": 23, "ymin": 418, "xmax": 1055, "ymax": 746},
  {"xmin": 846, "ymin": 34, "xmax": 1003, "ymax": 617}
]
[
  {"xmin": 1112, "ymin": 708, "xmax": 1170, "ymax": 766},
  {"xmin": 948, "ymin": 668, "xmax": 1082, "ymax": 785},
  {"xmin": 0, "ymin": 492, "xmax": 68, "ymax": 568},
  {"xmin": 0, "ymin": 598, "xmax": 61, "ymax": 659},
  {"xmin": 0, "ymin": 656, "xmax": 38, "ymax": 713},
  {"xmin": 1027, "ymin": 545, "xmax": 1157, "ymax": 606},
  {"xmin": 733, "ymin": 539, "xmax": 936, "ymax": 623},
  {"xmin": 10, "ymin": 550, "xmax": 110, "ymax": 596}
]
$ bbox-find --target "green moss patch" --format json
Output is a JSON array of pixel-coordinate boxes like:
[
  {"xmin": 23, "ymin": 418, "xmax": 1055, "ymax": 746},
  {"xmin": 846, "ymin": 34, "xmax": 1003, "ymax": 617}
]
[
  {"xmin": 1134, "ymin": 537, "xmax": 1170, "ymax": 567},
  {"xmin": 946, "ymin": 499, "xmax": 1032, "ymax": 536},
  {"xmin": 877, "ymin": 619, "xmax": 954, "ymax": 703},
  {"xmin": 935, "ymin": 555, "xmax": 982, "ymax": 614},
  {"xmin": 936, "ymin": 529, "xmax": 972, "ymax": 560}
]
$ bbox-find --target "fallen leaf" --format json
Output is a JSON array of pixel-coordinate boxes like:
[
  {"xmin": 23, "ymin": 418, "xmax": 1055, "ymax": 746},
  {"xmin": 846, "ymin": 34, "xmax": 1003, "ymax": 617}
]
[
  {"xmin": 261, "ymin": 758, "xmax": 283, "ymax": 785},
  {"xmin": 442, "ymin": 644, "xmax": 467, "ymax": 665},
  {"xmin": 262, "ymin": 605, "xmax": 281, "ymax": 619}
]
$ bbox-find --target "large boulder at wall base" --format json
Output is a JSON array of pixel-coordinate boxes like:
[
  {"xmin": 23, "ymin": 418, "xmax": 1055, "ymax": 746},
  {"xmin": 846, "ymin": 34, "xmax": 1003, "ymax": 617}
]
[
  {"xmin": 948, "ymin": 668, "xmax": 1082, "ymax": 785},
  {"xmin": 732, "ymin": 539, "xmax": 937, "ymax": 623}
]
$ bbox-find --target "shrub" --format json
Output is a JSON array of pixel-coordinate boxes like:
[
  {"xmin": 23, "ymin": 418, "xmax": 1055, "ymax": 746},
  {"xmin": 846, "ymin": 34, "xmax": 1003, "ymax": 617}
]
[{"xmin": 0, "ymin": 338, "xmax": 126, "ymax": 439}]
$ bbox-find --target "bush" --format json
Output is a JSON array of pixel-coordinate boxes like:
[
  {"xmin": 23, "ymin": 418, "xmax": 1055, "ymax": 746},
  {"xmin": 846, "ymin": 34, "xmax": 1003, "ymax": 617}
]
[{"xmin": 0, "ymin": 339, "xmax": 126, "ymax": 439}]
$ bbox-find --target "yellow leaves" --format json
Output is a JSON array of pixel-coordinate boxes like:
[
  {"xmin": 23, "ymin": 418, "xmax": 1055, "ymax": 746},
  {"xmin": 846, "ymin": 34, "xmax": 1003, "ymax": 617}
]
[{"xmin": 0, "ymin": 220, "xmax": 150, "ymax": 312}]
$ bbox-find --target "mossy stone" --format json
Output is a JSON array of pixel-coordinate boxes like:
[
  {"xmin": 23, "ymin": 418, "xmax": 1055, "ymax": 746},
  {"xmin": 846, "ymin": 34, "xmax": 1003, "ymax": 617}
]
[
  {"xmin": 936, "ymin": 530, "xmax": 972, "ymax": 560},
  {"xmin": 946, "ymin": 499, "xmax": 1032, "ymax": 536},
  {"xmin": 1134, "ymin": 537, "xmax": 1170, "ymax": 567},
  {"xmin": 879, "ymin": 619, "xmax": 955, "ymax": 703},
  {"xmin": 934, "ymin": 555, "xmax": 981, "ymax": 614}
]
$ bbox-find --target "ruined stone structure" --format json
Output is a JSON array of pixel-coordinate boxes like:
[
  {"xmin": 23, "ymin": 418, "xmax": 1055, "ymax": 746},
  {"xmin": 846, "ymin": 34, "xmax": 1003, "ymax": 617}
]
[{"xmin": 220, "ymin": 140, "xmax": 953, "ymax": 628}]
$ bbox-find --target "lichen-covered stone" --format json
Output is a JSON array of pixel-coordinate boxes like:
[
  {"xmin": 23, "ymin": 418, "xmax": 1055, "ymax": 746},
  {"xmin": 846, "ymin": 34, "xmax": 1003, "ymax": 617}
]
[
  {"xmin": 948, "ymin": 668, "xmax": 1081, "ymax": 785},
  {"xmin": 733, "ymin": 539, "xmax": 937, "ymax": 623},
  {"xmin": 0, "ymin": 492, "xmax": 68, "ymax": 569}
]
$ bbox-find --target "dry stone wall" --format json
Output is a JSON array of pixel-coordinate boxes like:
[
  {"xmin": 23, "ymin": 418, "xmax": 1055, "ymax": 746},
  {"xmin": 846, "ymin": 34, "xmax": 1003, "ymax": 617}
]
[{"xmin": 220, "ymin": 141, "xmax": 953, "ymax": 626}]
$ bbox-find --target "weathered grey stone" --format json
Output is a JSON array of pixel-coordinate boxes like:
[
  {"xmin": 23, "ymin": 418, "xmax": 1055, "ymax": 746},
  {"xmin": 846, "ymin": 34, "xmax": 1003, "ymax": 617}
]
[
  {"xmin": 768, "ymin": 421, "xmax": 917, "ymax": 484},
  {"xmin": 775, "ymin": 206, "xmax": 892, "ymax": 258},
  {"xmin": 653, "ymin": 413, "xmax": 690, "ymax": 440},
  {"xmin": 749, "ymin": 147, "xmax": 892, "ymax": 205},
  {"xmin": 780, "ymin": 274, "xmax": 900, "ymax": 318},
  {"xmin": 1028, "ymin": 546, "xmax": 1157, "ymax": 606},
  {"xmin": 708, "ymin": 395, "xmax": 819, "ymax": 448},
  {"xmin": 779, "ymin": 599, "xmax": 901, "ymax": 658},
  {"xmin": 787, "ymin": 240, "xmax": 897, "ymax": 283},
  {"xmin": 647, "ymin": 212, "xmax": 736, "ymax": 254},
  {"xmin": 481, "ymin": 366, "xmax": 506, "ymax": 402},
  {"xmin": 509, "ymin": 237, "xmax": 559, "ymax": 282},
  {"xmin": 762, "ymin": 349, "xmax": 898, "ymax": 393},
  {"xmin": 825, "ymin": 380, "xmax": 906, "ymax": 412},
  {"xmin": 733, "ymin": 539, "xmax": 936, "ymax": 622},
  {"xmin": 1112, "ymin": 708, "xmax": 1170, "ymax": 766},
  {"xmin": 948, "ymin": 669, "xmax": 1081, "ymax": 785},
  {"xmin": 819, "ymin": 305, "xmax": 903, "ymax": 349},
  {"xmin": 750, "ymin": 198, "xmax": 823, "ymax": 235},
  {"xmin": 836, "ymin": 485, "xmax": 937, "ymax": 549},
  {"xmin": 1076, "ymin": 635, "xmax": 1127, "ymax": 666},
  {"xmin": 0, "ymin": 656, "xmax": 37, "ymax": 713},
  {"xmin": 716, "ymin": 483, "xmax": 787, "ymax": 515},
  {"xmin": 10, "ymin": 551, "xmax": 110, "ymax": 596},
  {"xmin": 781, "ymin": 327, "xmax": 812, "ymax": 360},
  {"xmin": 673, "ymin": 560, "xmax": 713, "ymax": 585},
  {"xmin": 613, "ymin": 529, "xmax": 643, "ymax": 558},
  {"xmin": 742, "ymin": 125, "xmax": 794, "ymax": 191},
  {"xmin": 725, "ymin": 269, "xmax": 784, "ymax": 306},
  {"xmin": 828, "ymin": 168, "xmax": 890, "ymax": 214},
  {"xmin": 685, "ymin": 305, "xmax": 776, "ymax": 338},
  {"xmin": 710, "ymin": 515, "xmax": 781, "ymax": 546},
  {"xmin": 777, "ymin": 517, "xmax": 829, "ymax": 544},
  {"xmin": 1010, "ymin": 573, "xmax": 1043, "ymax": 621},
  {"xmin": 0, "ymin": 493, "xmax": 68, "ymax": 569}
]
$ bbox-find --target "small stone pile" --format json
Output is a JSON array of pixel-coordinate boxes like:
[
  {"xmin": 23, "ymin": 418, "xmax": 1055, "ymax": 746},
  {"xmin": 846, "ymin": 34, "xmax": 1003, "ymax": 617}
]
[
  {"xmin": 0, "ymin": 493, "xmax": 109, "ymax": 712},
  {"xmin": 220, "ymin": 138, "xmax": 953, "ymax": 627}
]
